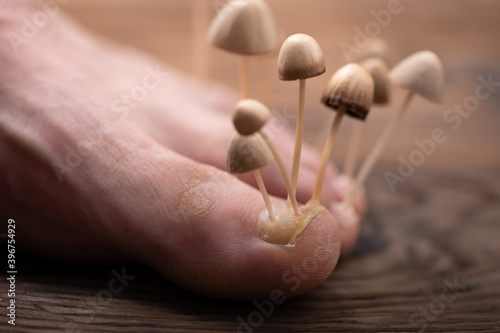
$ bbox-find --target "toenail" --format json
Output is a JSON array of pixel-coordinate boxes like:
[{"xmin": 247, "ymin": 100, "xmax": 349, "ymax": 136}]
[{"xmin": 258, "ymin": 202, "xmax": 324, "ymax": 245}]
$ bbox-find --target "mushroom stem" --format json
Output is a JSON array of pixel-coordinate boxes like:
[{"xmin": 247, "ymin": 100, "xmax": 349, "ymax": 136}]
[
  {"xmin": 240, "ymin": 56, "xmax": 251, "ymax": 98},
  {"xmin": 191, "ymin": 0, "xmax": 210, "ymax": 81},
  {"xmin": 291, "ymin": 78, "xmax": 306, "ymax": 193},
  {"xmin": 346, "ymin": 91, "xmax": 415, "ymax": 205},
  {"xmin": 259, "ymin": 131, "xmax": 300, "ymax": 215},
  {"xmin": 311, "ymin": 107, "xmax": 346, "ymax": 204},
  {"xmin": 344, "ymin": 120, "xmax": 364, "ymax": 179},
  {"xmin": 253, "ymin": 169, "xmax": 275, "ymax": 221}
]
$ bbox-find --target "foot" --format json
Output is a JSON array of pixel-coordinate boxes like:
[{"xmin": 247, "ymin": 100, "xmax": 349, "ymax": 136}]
[{"xmin": 0, "ymin": 1, "xmax": 364, "ymax": 299}]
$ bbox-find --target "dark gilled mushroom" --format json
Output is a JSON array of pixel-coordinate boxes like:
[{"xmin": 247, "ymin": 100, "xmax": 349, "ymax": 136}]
[
  {"xmin": 310, "ymin": 64, "xmax": 374, "ymax": 204},
  {"xmin": 343, "ymin": 56, "xmax": 391, "ymax": 179}
]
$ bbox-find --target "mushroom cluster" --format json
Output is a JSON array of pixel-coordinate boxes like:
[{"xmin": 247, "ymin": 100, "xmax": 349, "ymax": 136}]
[{"xmin": 207, "ymin": 0, "xmax": 445, "ymax": 251}]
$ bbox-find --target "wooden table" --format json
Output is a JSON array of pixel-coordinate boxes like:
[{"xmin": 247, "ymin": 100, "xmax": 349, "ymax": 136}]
[{"xmin": 2, "ymin": 1, "xmax": 500, "ymax": 332}]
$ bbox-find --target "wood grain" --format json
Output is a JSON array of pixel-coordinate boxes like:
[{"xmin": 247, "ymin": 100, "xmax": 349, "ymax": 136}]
[{"xmin": 1, "ymin": 167, "xmax": 499, "ymax": 332}]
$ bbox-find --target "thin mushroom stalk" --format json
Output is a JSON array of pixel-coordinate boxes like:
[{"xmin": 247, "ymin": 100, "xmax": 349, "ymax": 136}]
[
  {"xmin": 346, "ymin": 91, "xmax": 414, "ymax": 206},
  {"xmin": 232, "ymin": 99, "xmax": 299, "ymax": 215},
  {"xmin": 311, "ymin": 107, "xmax": 346, "ymax": 203},
  {"xmin": 343, "ymin": 120, "xmax": 363, "ymax": 179},
  {"xmin": 344, "ymin": 57, "xmax": 391, "ymax": 179},
  {"xmin": 310, "ymin": 63, "xmax": 374, "ymax": 205},
  {"xmin": 278, "ymin": 33, "xmax": 326, "ymax": 194},
  {"xmin": 207, "ymin": 0, "xmax": 279, "ymax": 98},
  {"xmin": 259, "ymin": 131, "xmax": 300, "ymax": 215},
  {"xmin": 346, "ymin": 50, "xmax": 444, "ymax": 205},
  {"xmin": 292, "ymin": 78, "xmax": 306, "ymax": 192},
  {"xmin": 240, "ymin": 56, "xmax": 251, "ymax": 98},
  {"xmin": 191, "ymin": 0, "xmax": 210, "ymax": 81},
  {"xmin": 253, "ymin": 170, "xmax": 274, "ymax": 221}
]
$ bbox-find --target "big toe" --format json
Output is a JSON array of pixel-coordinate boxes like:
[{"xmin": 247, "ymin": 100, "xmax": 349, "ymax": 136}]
[{"xmin": 119, "ymin": 146, "xmax": 341, "ymax": 300}]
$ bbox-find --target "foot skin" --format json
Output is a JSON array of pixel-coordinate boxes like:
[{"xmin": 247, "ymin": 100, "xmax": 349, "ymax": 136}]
[
  {"xmin": 329, "ymin": 175, "xmax": 366, "ymax": 256},
  {"xmin": 0, "ymin": 1, "xmax": 363, "ymax": 300}
]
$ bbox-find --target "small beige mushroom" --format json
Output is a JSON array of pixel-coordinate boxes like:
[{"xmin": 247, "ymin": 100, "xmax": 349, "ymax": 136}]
[
  {"xmin": 360, "ymin": 57, "xmax": 391, "ymax": 105},
  {"xmin": 226, "ymin": 132, "xmax": 275, "ymax": 220},
  {"xmin": 207, "ymin": 0, "xmax": 279, "ymax": 56},
  {"xmin": 277, "ymin": 33, "xmax": 326, "ymax": 193},
  {"xmin": 389, "ymin": 50, "xmax": 444, "ymax": 103},
  {"xmin": 226, "ymin": 132, "xmax": 274, "ymax": 174},
  {"xmin": 232, "ymin": 99, "xmax": 270, "ymax": 136},
  {"xmin": 278, "ymin": 33, "xmax": 326, "ymax": 81},
  {"xmin": 207, "ymin": 0, "xmax": 279, "ymax": 98},
  {"xmin": 347, "ymin": 50, "xmax": 445, "ymax": 205},
  {"xmin": 231, "ymin": 99, "xmax": 300, "ymax": 214},
  {"xmin": 311, "ymin": 64, "xmax": 374, "ymax": 204}
]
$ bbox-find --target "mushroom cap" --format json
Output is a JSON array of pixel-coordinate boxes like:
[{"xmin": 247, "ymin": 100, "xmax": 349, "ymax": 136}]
[
  {"xmin": 359, "ymin": 57, "xmax": 390, "ymax": 105},
  {"xmin": 233, "ymin": 99, "xmax": 271, "ymax": 135},
  {"xmin": 226, "ymin": 132, "xmax": 275, "ymax": 174},
  {"xmin": 207, "ymin": 0, "xmax": 279, "ymax": 56},
  {"xmin": 321, "ymin": 63, "xmax": 375, "ymax": 120},
  {"xmin": 278, "ymin": 33, "xmax": 326, "ymax": 81},
  {"xmin": 389, "ymin": 50, "xmax": 444, "ymax": 103}
]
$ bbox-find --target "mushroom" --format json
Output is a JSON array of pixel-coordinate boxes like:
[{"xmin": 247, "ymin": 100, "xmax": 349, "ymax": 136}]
[
  {"xmin": 360, "ymin": 57, "xmax": 391, "ymax": 105},
  {"xmin": 226, "ymin": 132, "xmax": 276, "ymax": 220},
  {"xmin": 233, "ymin": 99, "xmax": 300, "ymax": 215},
  {"xmin": 310, "ymin": 64, "xmax": 374, "ymax": 204},
  {"xmin": 278, "ymin": 33, "xmax": 326, "ymax": 194},
  {"xmin": 343, "ymin": 56, "xmax": 391, "ymax": 179},
  {"xmin": 389, "ymin": 50, "xmax": 444, "ymax": 103},
  {"xmin": 191, "ymin": 0, "xmax": 211, "ymax": 80},
  {"xmin": 207, "ymin": 0, "xmax": 279, "ymax": 97},
  {"xmin": 346, "ymin": 50, "xmax": 444, "ymax": 205}
]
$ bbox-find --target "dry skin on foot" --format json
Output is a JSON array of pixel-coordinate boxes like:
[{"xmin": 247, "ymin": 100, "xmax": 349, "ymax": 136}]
[{"xmin": 3, "ymin": 0, "xmax": 448, "ymax": 301}]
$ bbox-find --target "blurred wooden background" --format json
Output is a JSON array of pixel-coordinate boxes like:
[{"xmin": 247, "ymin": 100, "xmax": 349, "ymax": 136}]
[
  {"xmin": 2, "ymin": 1, "xmax": 499, "ymax": 332},
  {"xmin": 64, "ymin": 0, "xmax": 500, "ymax": 171}
]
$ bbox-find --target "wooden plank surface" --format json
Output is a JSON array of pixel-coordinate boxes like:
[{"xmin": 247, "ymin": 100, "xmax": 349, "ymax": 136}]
[
  {"xmin": 2, "ymin": 167, "xmax": 499, "ymax": 332},
  {"xmin": 1, "ymin": 0, "xmax": 500, "ymax": 332}
]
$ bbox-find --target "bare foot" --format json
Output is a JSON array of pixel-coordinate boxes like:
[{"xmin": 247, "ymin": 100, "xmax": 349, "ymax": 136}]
[{"xmin": 0, "ymin": 1, "xmax": 363, "ymax": 299}]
